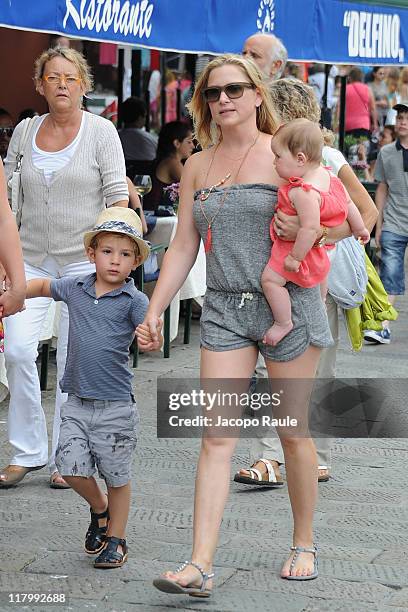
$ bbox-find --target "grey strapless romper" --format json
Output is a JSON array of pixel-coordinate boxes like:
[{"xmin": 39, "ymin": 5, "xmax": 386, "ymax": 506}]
[{"xmin": 193, "ymin": 184, "xmax": 333, "ymax": 362}]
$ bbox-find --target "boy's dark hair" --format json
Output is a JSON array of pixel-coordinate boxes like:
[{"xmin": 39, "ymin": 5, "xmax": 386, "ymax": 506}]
[
  {"xmin": 89, "ymin": 232, "xmax": 140, "ymax": 257},
  {"xmin": 122, "ymin": 97, "xmax": 147, "ymax": 125}
]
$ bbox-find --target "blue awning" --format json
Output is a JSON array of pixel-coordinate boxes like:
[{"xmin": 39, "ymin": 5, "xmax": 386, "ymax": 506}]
[{"xmin": 1, "ymin": 0, "xmax": 407, "ymax": 65}]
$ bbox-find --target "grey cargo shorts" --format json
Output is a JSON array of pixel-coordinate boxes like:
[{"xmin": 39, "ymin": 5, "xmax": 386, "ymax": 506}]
[{"xmin": 55, "ymin": 394, "xmax": 139, "ymax": 487}]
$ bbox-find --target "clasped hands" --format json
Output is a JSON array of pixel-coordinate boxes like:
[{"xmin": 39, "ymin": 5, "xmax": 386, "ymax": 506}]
[
  {"xmin": 0, "ymin": 264, "xmax": 26, "ymax": 318},
  {"xmin": 136, "ymin": 316, "xmax": 164, "ymax": 352}
]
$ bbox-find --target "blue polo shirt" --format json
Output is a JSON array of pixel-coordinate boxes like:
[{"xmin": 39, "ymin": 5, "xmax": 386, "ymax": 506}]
[{"xmin": 50, "ymin": 273, "xmax": 148, "ymax": 400}]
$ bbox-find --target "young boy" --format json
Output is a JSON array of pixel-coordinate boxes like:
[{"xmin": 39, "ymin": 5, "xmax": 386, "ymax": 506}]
[
  {"xmin": 365, "ymin": 103, "xmax": 408, "ymax": 344},
  {"xmin": 26, "ymin": 207, "xmax": 161, "ymax": 568}
]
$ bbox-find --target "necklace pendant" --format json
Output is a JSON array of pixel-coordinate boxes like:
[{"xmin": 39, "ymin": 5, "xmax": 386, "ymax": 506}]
[
  {"xmin": 204, "ymin": 225, "xmax": 212, "ymax": 253},
  {"xmin": 200, "ymin": 191, "xmax": 209, "ymax": 202}
]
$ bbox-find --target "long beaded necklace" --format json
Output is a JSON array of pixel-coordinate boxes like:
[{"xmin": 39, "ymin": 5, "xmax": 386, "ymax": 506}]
[{"xmin": 199, "ymin": 131, "xmax": 260, "ymax": 253}]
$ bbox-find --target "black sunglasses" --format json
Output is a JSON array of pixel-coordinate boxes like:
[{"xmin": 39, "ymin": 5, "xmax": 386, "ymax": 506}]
[
  {"xmin": 202, "ymin": 82, "xmax": 255, "ymax": 103},
  {"xmin": 0, "ymin": 127, "xmax": 13, "ymax": 137}
]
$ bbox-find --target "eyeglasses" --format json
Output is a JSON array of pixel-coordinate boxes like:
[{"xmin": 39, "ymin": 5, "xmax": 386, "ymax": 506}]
[
  {"xmin": 202, "ymin": 82, "xmax": 255, "ymax": 103},
  {"xmin": 0, "ymin": 127, "xmax": 13, "ymax": 137},
  {"xmin": 43, "ymin": 74, "xmax": 81, "ymax": 86}
]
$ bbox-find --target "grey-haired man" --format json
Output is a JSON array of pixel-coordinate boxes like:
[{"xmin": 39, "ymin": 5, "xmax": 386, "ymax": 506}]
[{"xmin": 243, "ymin": 33, "xmax": 287, "ymax": 82}]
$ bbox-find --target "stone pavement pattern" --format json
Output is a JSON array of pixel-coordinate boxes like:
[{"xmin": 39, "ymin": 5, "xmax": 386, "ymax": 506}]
[{"xmin": 0, "ymin": 294, "xmax": 407, "ymax": 612}]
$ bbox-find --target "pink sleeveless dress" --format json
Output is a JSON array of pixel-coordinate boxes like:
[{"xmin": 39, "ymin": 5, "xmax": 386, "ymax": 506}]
[{"xmin": 268, "ymin": 175, "xmax": 348, "ymax": 287}]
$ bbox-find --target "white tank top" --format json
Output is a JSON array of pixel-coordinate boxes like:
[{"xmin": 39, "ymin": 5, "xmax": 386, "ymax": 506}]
[{"xmin": 32, "ymin": 113, "xmax": 84, "ymax": 185}]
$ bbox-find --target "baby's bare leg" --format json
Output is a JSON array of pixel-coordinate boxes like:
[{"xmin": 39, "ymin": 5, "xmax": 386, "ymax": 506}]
[{"xmin": 261, "ymin": 265, "xmax": 293, "ymax": 346}]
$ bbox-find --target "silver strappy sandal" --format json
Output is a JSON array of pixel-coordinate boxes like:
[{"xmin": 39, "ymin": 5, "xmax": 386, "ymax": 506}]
[
  {"xmin": 153, "ymin": 560, "xmax": 214, "ymax": 598},
  {"xmin": 282, "ymin": 545, "xmax": 318, "ymax": 580}
]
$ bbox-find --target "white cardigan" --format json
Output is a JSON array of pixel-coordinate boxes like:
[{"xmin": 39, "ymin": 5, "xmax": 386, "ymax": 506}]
[{"xmin": 5, "ymin": 112, "xmax": 128, "ymax": 266}]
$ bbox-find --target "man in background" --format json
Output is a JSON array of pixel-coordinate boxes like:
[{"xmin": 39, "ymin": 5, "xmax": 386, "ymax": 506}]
[
  {"xmin": 118, "ymin": 97, "xmax": 158, "ymax": 162},
  {"xmin": 242, "ymin": 32, "xmax": 287, "ymax": 82}
]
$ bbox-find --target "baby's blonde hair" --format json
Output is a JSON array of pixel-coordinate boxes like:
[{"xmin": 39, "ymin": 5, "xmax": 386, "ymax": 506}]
[
  {"xmin": 274, "ymin": 118, "xmax": 323, "ymax": 164},
  {"xmin": 187, "ymin": 54, "xmax": 279, "ymax": 148}
]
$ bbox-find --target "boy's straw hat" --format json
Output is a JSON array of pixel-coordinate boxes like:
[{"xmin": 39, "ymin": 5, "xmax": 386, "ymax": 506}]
[{"xmin": 84, "ymin": 207, "xmax": 150, "ymax": 264}]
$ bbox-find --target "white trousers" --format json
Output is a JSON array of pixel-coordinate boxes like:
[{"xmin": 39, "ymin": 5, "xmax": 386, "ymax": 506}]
[
  {"xmin": 249, "ymin": 293, "xmax": 339, "ymax": 468},
  {"xmin": 3, "ymin": 257, "xmax": 94, "ymax": 472}
]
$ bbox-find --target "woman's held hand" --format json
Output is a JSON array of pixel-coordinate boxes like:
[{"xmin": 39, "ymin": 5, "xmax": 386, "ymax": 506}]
[
  {"xmin": 136, "ymin": 317, "xmax": 163, "ymax": 351},
  {"xmin": 0, "ymin": 287, "xmax": 26, "ymax": 317}
]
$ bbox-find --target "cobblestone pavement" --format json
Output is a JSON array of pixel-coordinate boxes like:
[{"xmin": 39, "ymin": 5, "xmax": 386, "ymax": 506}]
[{"xmin": 0, "ymin": 294, "xmax": 407, "ymax": 612}]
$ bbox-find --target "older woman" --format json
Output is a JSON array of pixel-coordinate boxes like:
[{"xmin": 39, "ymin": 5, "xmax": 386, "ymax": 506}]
[{"xmin": 1, "ymin": 47, "xmax": 128, "ymax": 489}]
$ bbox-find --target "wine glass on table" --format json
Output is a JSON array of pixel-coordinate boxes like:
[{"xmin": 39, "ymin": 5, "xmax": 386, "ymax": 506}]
[{"xmin": 133, "ymin": 174, "xmax": 152, "ymax": 202}]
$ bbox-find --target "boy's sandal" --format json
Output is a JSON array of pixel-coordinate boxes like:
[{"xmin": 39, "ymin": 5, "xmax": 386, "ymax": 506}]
[
  {"xmin": 282, "ymin": 545, "xmax": 318, "ymax": 581},
  {"xmin": 93, "ymin": 536, "xmax": 128, "ymax": 569},
  {"xmin": 84, "ymin": 507, "xmax": 110, "ymax": 554},
  {"xmin": 234, "ymin": 458, "xmax": 284, "ymax": 487},
  {"xmin": 153, "ymin": 560, "xmax": 214, "ymax": 598},
  {"xmin": 318, "ymin": 465, "xmax": 330, "ymax": 482}
]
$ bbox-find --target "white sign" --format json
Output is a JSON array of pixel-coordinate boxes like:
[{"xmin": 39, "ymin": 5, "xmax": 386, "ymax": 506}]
[
  {"xmin": 343, "ymin": 10, "xmax": 404, "ymax": 61},
  {"xmin": 63, "ymin": 0, "xmax": 154, "ymax": 38}
]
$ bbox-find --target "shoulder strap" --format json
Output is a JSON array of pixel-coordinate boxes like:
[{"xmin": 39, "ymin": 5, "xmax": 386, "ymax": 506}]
[
  {"xmin": 15, "ymin": 117, "xmax": 36, "ymax": 169},
  {"xmin": 350, "ymin": 83, "xmax": 369, "ymax": 113},
  {"xmin": 10, "ymin": 117, "xmax": 37, "ymax": 220},
  {"xmin": 287, "ymin": 176, "xmax": 318, "ymax": 194}
]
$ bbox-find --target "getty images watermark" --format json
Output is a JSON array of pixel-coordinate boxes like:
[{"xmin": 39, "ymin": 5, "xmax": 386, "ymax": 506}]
[
  {"xmin": 157, "ymin": 377, "xmax": 408, "ymax": 439},
  {"xmin": 166, "ymin": 388, "xmax": 297, "ymax": 430},
  {"xmin": 156, "ymin": 378, "xmax": 317, "ymax": 438}
]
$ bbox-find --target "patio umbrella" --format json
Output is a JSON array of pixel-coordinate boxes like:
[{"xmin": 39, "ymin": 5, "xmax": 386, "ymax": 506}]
[{"xmin": 1, "ymin": 0, "xmax": 408, "ymax": 65}]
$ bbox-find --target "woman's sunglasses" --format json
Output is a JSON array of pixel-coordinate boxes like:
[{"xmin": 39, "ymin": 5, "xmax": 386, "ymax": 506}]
[{"xmin": 202, "ymin": 82, "xmax": 255, "ymax": 103}]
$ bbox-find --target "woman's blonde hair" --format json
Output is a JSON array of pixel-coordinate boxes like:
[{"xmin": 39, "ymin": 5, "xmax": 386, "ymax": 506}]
[
  {"xmin": 274, "ymin": 118, "xmax": 324, "ymax": 164},
  {"xmin": 34, "ymin": 47, "xmax": 94, "ymax": 93},
  {"xmin": 269, "ymin": 77, "xmax": 335, "ymax": 146},
  {"xmin": 187, "ymin": 54, "xmax": 279, "ymax": 148}
]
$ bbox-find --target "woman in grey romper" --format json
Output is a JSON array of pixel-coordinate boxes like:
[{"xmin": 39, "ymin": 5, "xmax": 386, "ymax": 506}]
[{"xmin": 138, "ymin": 55, "xmax": 332, "ymax": 595}]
